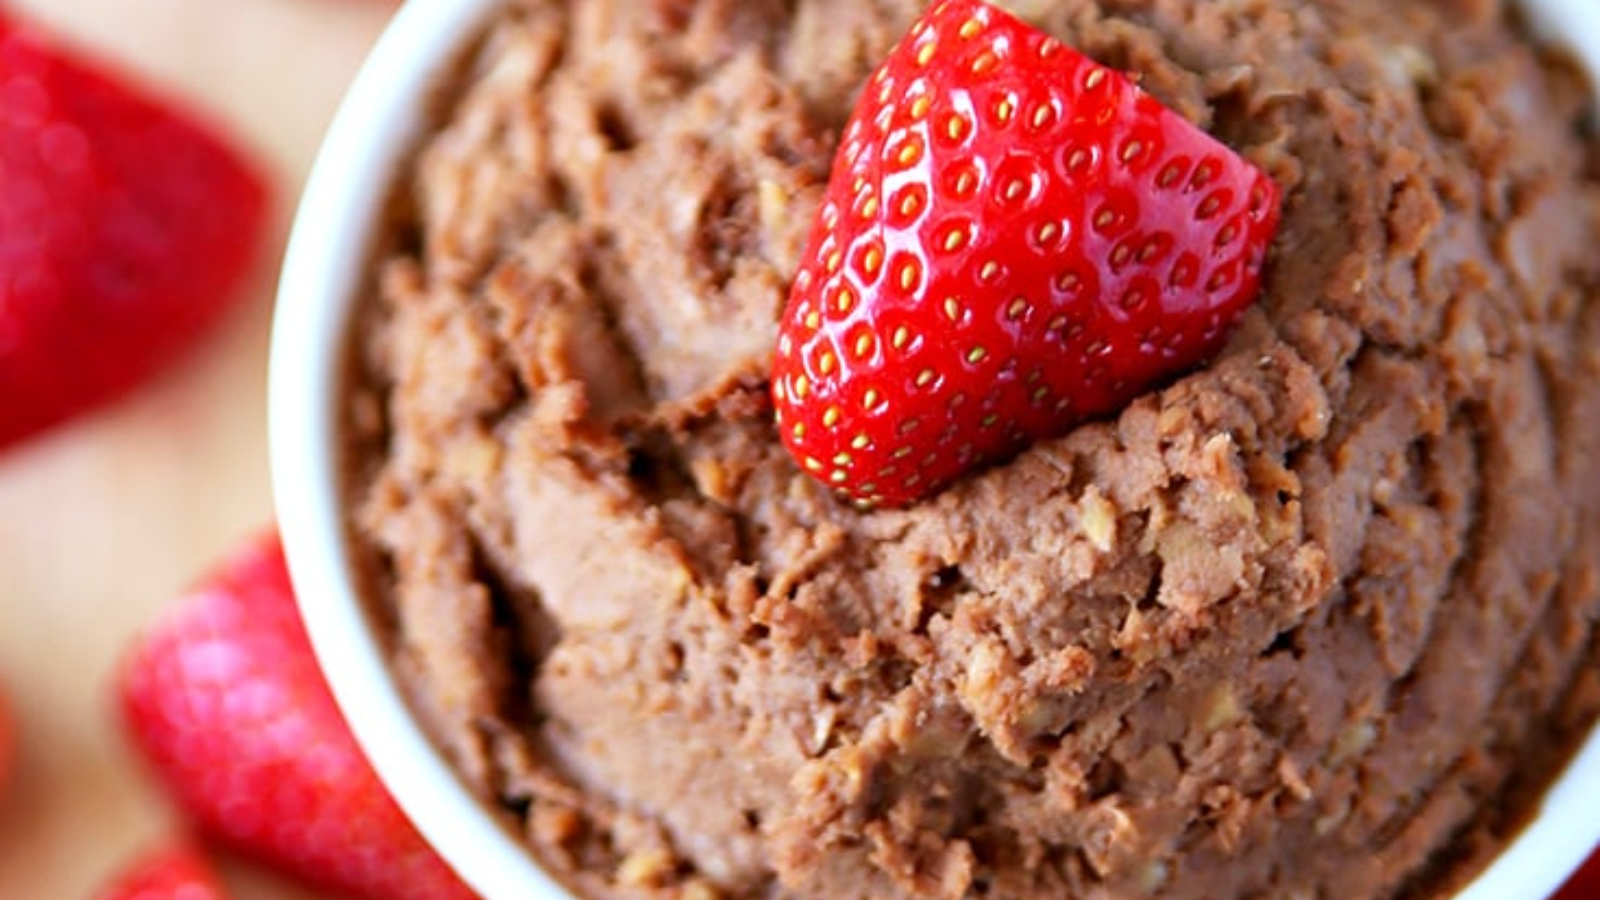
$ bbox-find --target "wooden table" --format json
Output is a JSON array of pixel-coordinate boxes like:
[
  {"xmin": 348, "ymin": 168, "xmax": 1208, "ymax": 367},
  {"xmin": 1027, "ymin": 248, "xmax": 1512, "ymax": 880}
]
[{"xmin": 0, "ymin": 0, "xmax": 396, "ymax": 896}]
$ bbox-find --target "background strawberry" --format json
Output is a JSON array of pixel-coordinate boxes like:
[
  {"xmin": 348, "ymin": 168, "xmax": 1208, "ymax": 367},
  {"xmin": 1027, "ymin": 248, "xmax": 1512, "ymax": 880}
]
[
  {"xmin": 0, "ymin": 10, "xmax": 268, "ymax": 451},
  {"xmin": 92, "ymin": 844, "xmax": 230, "ymax": 900},
  {"xmin": 771, "ymin": 0, "xmax": 1280, "ymax": 507},
  {"xmin": 1557, "ymin": 846, "xmax": 1600, "ymax": 900},
  {"xmin": 118, "ymin": 531, "xmax": 478, "ymax": 900}
]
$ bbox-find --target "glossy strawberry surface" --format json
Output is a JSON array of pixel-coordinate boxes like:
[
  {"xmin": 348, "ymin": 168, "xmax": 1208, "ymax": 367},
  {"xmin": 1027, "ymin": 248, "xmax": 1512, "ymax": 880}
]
[
  {"xmin": 0, "ymin": 12, "xmax": 267, "ymax": 451},
  {"xmin": 118, "ymin": 531, "xmax": 477, "ymax": 900},
  {"xmin": 772, "ymin": 0, "xmax": 1280, "ymax": 507}
]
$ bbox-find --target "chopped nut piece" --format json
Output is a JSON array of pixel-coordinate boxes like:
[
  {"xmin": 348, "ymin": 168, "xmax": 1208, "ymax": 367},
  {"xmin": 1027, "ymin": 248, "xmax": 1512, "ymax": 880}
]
[{"xmin": 618, "ymin": 849, "xmax": 677, "ymax": 888}]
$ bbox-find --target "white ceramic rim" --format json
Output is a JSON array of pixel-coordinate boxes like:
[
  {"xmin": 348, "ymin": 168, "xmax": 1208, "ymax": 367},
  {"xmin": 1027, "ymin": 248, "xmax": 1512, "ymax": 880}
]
[
  {"xmin": 269, "ymin": 0, "xmax": 568, "ymax": 898},
  {"xmin": 270, "ymin": 1, "xmax": 1600, "ymax": 899}
]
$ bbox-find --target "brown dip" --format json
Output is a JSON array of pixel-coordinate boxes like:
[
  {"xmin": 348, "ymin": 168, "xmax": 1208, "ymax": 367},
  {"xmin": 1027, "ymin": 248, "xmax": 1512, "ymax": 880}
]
[{"xmin": 341, "ymin": 0, "xmax": 1600, "ymax": 898}]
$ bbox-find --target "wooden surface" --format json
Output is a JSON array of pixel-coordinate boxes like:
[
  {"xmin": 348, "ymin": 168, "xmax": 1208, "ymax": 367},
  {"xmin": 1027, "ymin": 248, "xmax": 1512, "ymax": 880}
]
[{"xmin": 0, "ymin": 0, "xmax": 397, "ymax": 896}]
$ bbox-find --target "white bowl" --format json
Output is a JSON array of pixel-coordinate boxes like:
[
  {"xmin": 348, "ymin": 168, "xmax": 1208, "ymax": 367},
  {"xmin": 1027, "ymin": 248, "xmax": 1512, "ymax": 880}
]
[
  {"xmin": 269, "ymin": 1, "xmax": 1600, "ymax": 899},
  {"xmin": 269, "ymin": 1, "xmax": 561, "ymax": 897}
]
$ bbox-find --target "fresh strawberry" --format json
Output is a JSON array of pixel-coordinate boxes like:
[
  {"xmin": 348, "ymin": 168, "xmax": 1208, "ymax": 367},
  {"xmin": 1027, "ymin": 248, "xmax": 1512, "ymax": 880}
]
[
  {"xmin": 118, "ymin": 531, "xmax": 478, "ymax": 900},
  {"xmin": 1556, "ymin": 845, "xmax": 1600, "ymax": 900},
  {"xmin": 92, "ymin": 844, "xmax": 230, "ymax": 900},
  {"xmin": 771, "ymin": 0, "xmax": 1280, "ymax": 507},
  {"xmin": 0, "ymin": 11, "xmax": 268, "ymax": 451}
]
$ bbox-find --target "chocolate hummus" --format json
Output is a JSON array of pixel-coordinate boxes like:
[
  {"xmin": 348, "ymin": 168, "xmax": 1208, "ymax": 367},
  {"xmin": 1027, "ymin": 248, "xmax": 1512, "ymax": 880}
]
[{"xmin": 342, "ymin": 0, "xmax": 1600, "ymax": 898}]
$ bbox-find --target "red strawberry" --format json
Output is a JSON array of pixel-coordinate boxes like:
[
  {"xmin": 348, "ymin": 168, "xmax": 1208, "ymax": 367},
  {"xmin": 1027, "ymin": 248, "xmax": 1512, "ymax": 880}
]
[
  {"xmin": 771, "ymin": 0, "xmax": 1280, "ymax": 507},
  {"xmin": 92, "ymin": 844, "xmax": 229, "ymax": 900},
  {"xmin": 118, "ymin": 531, "xmax": 478, "ymax": 900},
  {"xmin": 0, "ymin": 11, "xmax": 268, "ymax": 451},
  {"xmin": 1556, "ymin": 845, "xmax": 1600, "ymax": 900}
]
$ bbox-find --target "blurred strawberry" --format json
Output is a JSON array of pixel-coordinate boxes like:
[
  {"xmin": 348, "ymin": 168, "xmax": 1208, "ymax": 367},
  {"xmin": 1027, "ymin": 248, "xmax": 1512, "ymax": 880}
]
[
  {"xmin": 0, "ymin": 10, "xmax": 268, "ymax": 451},
  {"xmin": 118, "ymin": 531, "xmax": 477, "ymax": 900},
  {"xmin": 1556, "ymin": 845, "xmax": 1600, "ymax": 900},
  {"xmin": 92, "ymin": 844, "xmax": 229, "ymax": 900}
]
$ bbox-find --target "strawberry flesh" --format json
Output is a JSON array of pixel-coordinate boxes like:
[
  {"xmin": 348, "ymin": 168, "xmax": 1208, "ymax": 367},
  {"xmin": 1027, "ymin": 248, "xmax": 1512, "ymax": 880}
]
[
  {"xmin": 1556, "ymin": 845, "xmax": 1600, "ymax": 900},
  {"xmin": 118, "ymin": 531, "xmax": 478, "ymax": 900},
  {"xmin": 0, "ymin": 12, "xmax": 268, "ymax": 451},
  {"xmin": 93, "ymin": 845, "xmax": 230, "ymax": 900},
  {"xmin": 772, "ymin": 0, "xmax": 1280, "ymax": 507}
]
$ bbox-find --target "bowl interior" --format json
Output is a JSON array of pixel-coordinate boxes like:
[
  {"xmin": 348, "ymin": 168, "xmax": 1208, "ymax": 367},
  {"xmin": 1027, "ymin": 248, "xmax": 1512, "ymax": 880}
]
[{"xmin": 270, "ymin": 2, "xmax": 1600, "ymax": 899}]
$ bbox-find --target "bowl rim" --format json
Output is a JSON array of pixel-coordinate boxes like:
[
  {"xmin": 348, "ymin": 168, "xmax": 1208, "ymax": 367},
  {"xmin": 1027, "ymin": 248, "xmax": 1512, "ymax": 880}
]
[
  {"xmin": 269, "ymin": 0, "xmax": 569, "ymax": 897},
  {"xmin": 269, "ymin": 1, "xmax": 1600, "ymax": 899}
]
